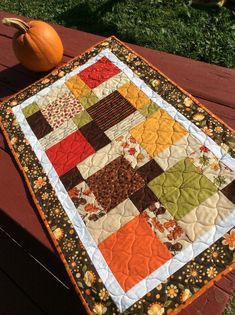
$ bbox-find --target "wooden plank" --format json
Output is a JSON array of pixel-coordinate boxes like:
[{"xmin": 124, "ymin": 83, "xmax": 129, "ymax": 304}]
[
  {"xmin": 196, "ymin": 97, "xmax": 235, "ymax": 129},
  {"xmin": 0, "ymin": 10, "xmax": 234, "ymax": 110},
  {"xmin": 0, "ymin": 148, "xmax": 54, "ymax": 252},
  {"xmin": 0, "ymin": 206, "xmax": 71, "ymax": 287},
  {"xmin": 0, "ymin": 228, "xmax": 85, "ymax": 315},
  {"xmin": 0, "ymin": 268, "xmax": 44, "ymax": 315},
  {"xmin": 179, "ymin": 284, "xmax": 231, "ymax": 315}
]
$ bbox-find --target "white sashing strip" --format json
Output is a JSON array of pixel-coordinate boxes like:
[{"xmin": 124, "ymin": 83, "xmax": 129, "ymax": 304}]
[{"xmin": 13, "ymin": 49, "xmax": 235, "ymax": 312}]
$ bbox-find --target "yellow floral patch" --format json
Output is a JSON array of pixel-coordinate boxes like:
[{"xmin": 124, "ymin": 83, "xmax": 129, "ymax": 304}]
[
  {"xmin": 130, "ymin": 109, "xmax": 188, "ymax": 157},
  {"xmin": 118, "ymin": 81, "xmax": 150, "ymax": 109}
]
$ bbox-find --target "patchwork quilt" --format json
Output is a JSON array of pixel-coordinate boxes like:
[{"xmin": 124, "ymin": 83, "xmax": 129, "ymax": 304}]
[{"xmin": 0, "ymin": 36, "xmax": 234, "ymax": 315}]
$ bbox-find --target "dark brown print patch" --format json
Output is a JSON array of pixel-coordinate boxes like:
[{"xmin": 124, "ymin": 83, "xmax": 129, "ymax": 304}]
[
  {"xmin": 79, "ymin": 120, "xmax": 111, "ymax": 151},
  {"xmin": 60, "ymin": 167, "xmax": 83, "ymax": 191},
  {"xmin": 137, "ymin": 159, "xmax": 163, "ymax": 183},
  {"xmin": 221, "ymin": 180, "xmax": 235, "ymax": 204},
  {"xmin": 130, "ymin": 186, "xmax": 158, "ymax": 212},
  {"xmin": 26, "ymin": 111, "xmax": 53, "ymax": 139},
  {"xmin": 86, "ymin": 156, "xmax": 145, "ymax": 212}
]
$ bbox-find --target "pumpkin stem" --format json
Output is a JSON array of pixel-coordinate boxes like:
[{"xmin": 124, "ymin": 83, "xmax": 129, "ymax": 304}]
[{"xmin": 2, "ymin": 17, "xmax": 30, "ymax": 33}]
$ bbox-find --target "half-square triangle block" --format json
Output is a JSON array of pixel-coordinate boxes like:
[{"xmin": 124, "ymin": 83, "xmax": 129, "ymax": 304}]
[{"xmin": 98, "ymin": 214, "xmax": 172, "ymax": 292}]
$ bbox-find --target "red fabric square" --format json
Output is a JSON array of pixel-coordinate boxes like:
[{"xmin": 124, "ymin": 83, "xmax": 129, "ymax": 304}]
[
  {"xmin": 98, "ymin": 214, "xmax": 172, "ymax": 292},
  {"xmin": 78, "ymin": 57, "xmax": 121, "ymax": 89},
  {"xmin": 46, "ymin": 130, "xmax": 95, "ymax": 176}
]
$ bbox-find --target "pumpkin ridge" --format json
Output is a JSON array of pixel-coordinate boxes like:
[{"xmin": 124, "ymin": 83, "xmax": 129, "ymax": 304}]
[
  {"xmin": 29, "ymin": 28, "xmax": 63, "ymax": 65},
  {"xmin": 27, "ymin": 31, "xmax": 58, "ymax": 67}
]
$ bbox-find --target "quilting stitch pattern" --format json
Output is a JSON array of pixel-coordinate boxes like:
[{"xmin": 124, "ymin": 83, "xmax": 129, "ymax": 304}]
[{"xmin": 0, "ymin": 37, "xmax": 234, "ymax": 315}]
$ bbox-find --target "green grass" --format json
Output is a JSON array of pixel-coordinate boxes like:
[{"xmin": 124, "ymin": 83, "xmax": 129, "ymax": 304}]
[{"xmin": 0, "ymin": 0, "xmax": 235, "ymax": 68}]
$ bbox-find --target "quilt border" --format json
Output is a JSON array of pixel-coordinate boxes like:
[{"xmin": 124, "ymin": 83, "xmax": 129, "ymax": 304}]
[{"xmin": 0, "ymin": 36, "xmax": 234, "ymax": 315}]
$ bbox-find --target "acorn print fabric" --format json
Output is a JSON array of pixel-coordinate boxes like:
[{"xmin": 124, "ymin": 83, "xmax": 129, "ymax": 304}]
[{"xmin": 0, "ymin": 36, "xmax": 234, "ymax": 315}]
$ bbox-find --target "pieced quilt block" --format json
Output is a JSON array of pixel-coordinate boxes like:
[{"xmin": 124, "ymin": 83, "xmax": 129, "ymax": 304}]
[
  {"xmin": 22, "ymin": 102, "xmax": 40, "ymax": 118},
  {"xmin": 26, "ymin": 110, "xmax": 53, "ymax": 139},
  {"xmin": 87, "ymin": 91, "xmax": 136, "ymax": 131},
  {"xmin": 46, "ymin": 130, "xmax": 95, "ymax": 176},
  {"xmin": 40, "ymin": 91, "xmax": 83, "ymax": 129},
  {"xmin": 86, "ymin": 156, "xmax": 145, "ymax": 212},
  {"xmin": 148, "ymin": 158, "xmax": 218, "ymax": 220},
  {"xmin": 66, "ymin": 75, "xmax": 91, "ymax": 99},
  {"xmin": 98, "ymin": 214, "xmax": 172, "ymax": 292},
  {"xmin": 2, "ymin": 37, "xmax": 234, "ymax": 315},
  {"xmin": 118, "ymin": 81, "xmax": 151, "ymax": 109},
  {"xmin": 130, "ymin": 109, "xmax": 188, "ymax": 157},
  {"xmin": 78, "ymin": 56, "xmax": 121, "ymax": 89},
  {"xmin": 86, "ymin": 199, "xmax": 140, "ymax": 244}
]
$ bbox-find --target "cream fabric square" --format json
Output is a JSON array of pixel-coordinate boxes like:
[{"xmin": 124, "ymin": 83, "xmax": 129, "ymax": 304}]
[
  {"xmin": 39, "ymin": 119, "xmax": 77, "ymax": 150},
  {"xmin": 190, "ymin": 148, "xmax": 235, "ymax": 189},
  {"xmin": 177, "ymin": 191, "xmax": 235, "ymax": 242},
  {"xmin": 93, "ymin": 72, "xmax": 129, "ymax": 100},
  {"xmin": 86, "ymin": 199, "xmax": 139, "ymax": 244},
  {"xmin": 105, "ymin": 111, "xmax": 145, "ymax": 141},
  {"xmin": 36, "ymin": 84, "xmax": 71, "ymax": 109},
  {"xmin": 77, "ymin": 141, "xmax": 122, "ymax": 179},
  {"xmin": 154, "ymin": 133, "xmax": 201, "ymax": 171},
  {"xmin": 114, "ymin": 131, "xmax": 152, "ymax": 169}
]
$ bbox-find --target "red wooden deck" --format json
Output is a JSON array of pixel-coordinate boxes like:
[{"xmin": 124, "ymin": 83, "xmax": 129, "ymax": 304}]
[{"xmin": 0, "ymin": 10, "xmax": 234, "ymax": 315}]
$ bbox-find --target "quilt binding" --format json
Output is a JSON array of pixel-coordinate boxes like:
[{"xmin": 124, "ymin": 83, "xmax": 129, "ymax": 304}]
[{"xmin": 0, "ymin": 35, "xmax": 234, "ymax": 315}]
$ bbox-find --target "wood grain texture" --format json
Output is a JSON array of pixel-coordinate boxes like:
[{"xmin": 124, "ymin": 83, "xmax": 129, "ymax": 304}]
[{"xmin": 1, "ymin": 10, "xmax": 235, "ymax": 111}]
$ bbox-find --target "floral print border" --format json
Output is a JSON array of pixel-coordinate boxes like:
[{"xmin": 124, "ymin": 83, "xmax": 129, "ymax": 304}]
[{"xmin": 0, "ymin": 36, "xmax": 234, "ymax": 315}]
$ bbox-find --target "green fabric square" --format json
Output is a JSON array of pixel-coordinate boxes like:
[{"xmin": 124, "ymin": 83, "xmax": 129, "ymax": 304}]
[
  {"xmin": 22, "ymin": 102, "xmax": 40, "ymax": 118},
  {"xmin": 72, "ymin": 110, "xmax": 92, "ymax": 129},
  {"xmin": 138, "ymin": 100, "xmax": 159, "ymax": 118},
  {"xmin": 80, "ymin": 91, "xmax": 99, "ymax": 109},
  {"xmin": 148, "ymin": 158, "xmax": 217, "ymax": 220}
]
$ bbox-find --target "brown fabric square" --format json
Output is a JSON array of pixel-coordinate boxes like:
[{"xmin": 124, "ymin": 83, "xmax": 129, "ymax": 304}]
[
  {"xmin": 79, "ymin": 120, "xmax": 110, "ymax": 151},
  {"xmin": 137, "ymin": 159, "xmax": 163, "ymax": 183},
  {"xmin": 60, "ymin": 167, "xmax": 83, "ymax": 191},
  {"xmin": 87, "ymin": 91, "xmax": 136, "ymax": 131},
  {"xmin": 26, "ymin": 111, "xmax": 53, "ymax": 139},
  {"xmin": 86, "ymin": 156, "xmax": 145, "ymax": 212},
  {"xmin": 221, "ymin": 180, "xmax": 235, "ymax": 204},
  {"xmin": 130, "ymin": 186, "xmax": 158, "ymax": 212}
]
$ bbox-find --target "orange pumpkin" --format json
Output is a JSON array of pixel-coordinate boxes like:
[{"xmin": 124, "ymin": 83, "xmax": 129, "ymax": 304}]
[{"xmin": 2, "ymin": 17, "xmax": 63, "ymax": 72}]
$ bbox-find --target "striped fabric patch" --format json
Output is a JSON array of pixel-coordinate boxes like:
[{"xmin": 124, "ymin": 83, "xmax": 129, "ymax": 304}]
[{"xmin": 87, "ymin": 90, "xmax": 136, "ymax": 131}]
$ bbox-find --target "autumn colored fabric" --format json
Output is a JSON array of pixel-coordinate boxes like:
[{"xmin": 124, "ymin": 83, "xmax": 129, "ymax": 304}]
[{"xmin": 0, "ymin": 36, "xmax": 234, "ymax": 315}]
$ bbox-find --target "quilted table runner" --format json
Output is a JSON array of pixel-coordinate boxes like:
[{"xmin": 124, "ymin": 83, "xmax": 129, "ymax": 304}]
[{"xmin": 0, "ymin": 36, "xmax": 234, "ymax": 315}]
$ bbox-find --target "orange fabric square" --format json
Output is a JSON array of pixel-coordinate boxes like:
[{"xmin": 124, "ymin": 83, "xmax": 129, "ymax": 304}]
[
  {"xmin": 130, "ymin": 109, "xmax": 188, "ymax": 157},
  {"xmin": 118, "ymin": 81, "xmax": 150, "ymax": 109},
  {"xmin": 98, "ymin": 214, "xmax": 172, "ymax": 292}
]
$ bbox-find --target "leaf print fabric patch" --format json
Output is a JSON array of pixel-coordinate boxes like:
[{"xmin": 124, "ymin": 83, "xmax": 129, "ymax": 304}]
[{"xmin": 1, "ymin": 37, "xmax": 234, "ymax": 315}]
